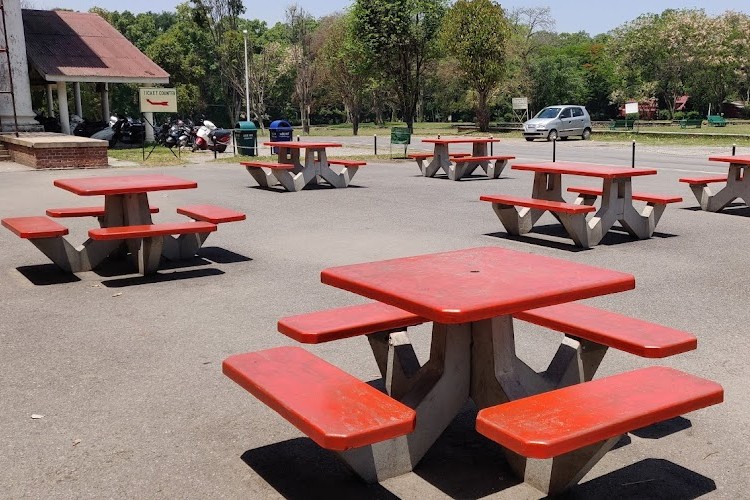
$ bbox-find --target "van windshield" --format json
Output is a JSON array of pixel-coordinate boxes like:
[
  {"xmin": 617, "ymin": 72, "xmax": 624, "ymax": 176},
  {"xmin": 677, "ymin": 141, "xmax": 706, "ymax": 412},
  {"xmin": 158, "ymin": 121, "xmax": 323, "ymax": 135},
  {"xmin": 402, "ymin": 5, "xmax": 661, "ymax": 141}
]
[{"xmin": 535, "ymin": 107, "xmax": 561, "ymax": 119}]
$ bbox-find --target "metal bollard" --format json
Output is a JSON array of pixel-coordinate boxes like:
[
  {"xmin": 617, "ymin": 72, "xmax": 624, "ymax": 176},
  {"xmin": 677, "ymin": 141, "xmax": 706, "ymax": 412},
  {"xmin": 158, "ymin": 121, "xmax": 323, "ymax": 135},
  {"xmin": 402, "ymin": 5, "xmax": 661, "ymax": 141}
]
[
  {"xmin": 632, "ymin": 140, "xmax": 636, "ymax": 168},
  {"xmin": 374, "ymin": 134, "xmax": 377, "ymax": 156},
  {"xmin": 490, "ymin": 135, "xmax": 493, "ymax": 155},
  {"xmin": 732, "ymin": 143, "xmax": 736, "ymax": 156},
  {"xmin": 552, "ymin": 138, "xmax": 556, "ymax": 162}
]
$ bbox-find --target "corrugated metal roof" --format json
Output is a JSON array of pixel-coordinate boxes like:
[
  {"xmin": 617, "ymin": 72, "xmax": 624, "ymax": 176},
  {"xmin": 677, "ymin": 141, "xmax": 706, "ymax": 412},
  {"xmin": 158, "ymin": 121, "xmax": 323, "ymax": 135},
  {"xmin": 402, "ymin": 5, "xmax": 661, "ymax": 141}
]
[{"xmin": 23, "ymin": 9, "xmax": 170, "ymax": 83}]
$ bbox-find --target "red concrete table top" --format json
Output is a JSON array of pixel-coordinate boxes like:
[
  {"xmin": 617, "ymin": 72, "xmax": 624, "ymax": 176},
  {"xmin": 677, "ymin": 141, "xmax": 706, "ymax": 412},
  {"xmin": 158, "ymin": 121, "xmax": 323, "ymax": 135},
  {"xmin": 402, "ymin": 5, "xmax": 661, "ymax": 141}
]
[
  {"xmin": 320, "ymin": 247, "xmax": 635, "ymax": 324},
  {"xmin": 422, "ymin": 138, "xmax": 501, "ymax": 144},
  {"xmin": 54, "ymin": 174, "xmax": 197, "ymax": 196},
  {"xmin": 263, "ymin": 141, "xmax": 342, "ymax": 149},
  {"xmin": 512, "ymin": 162, "xmax": 657, "ymax": 179},
  {"xmin": 708, "ymin": 155, "xmax": 750, "ymax": 165}
]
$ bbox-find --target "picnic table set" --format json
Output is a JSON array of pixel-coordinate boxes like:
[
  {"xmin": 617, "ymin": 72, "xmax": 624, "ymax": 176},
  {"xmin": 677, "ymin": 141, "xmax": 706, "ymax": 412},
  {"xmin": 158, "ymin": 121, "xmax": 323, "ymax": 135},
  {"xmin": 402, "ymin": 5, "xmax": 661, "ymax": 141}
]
[
  {"xmin": 241, "ymin": 141, "xmax": 366, "ymax": 191},
  {"xmin": 1, "ymin": 174, "xmax": 245, "ymax": 275},
  {"xmin": 2, "ymin": 137, "xmax": 742, "ymax": 495},
  {"xmin": 224, "ymin": 246, "xmax": 723, "ymax": 495}
]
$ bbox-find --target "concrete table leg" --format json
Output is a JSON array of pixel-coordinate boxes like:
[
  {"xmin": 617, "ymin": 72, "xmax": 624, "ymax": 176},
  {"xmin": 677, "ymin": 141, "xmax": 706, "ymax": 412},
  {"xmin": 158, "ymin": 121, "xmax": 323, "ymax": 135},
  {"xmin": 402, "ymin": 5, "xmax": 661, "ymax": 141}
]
[
  {"xmin": 481, "ymin": 158, "xmax": 508, "ymax": 179},
  {"xmin": 690, "ymin": 165, "xmax": 750, "ymax": 212},
  {"xmin": 338, "ymin": 322, "xmax": 472, "ymax": 482},
  {"xmin": 424, "ymin": 143, "xmax": 451, "ymax": 177},
  {"xmin": 469, "ymin": 316, "xmax": 616, "ymax": 495},
  {"xmin": 245, "ymin": 166, "xmax": 278, "ymax": 187}
]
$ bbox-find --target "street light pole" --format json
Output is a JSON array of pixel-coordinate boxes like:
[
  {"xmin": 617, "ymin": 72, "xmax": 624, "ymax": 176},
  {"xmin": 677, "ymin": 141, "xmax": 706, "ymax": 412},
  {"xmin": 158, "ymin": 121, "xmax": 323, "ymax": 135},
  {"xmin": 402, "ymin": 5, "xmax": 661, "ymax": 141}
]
[{"xmin": 242, "ymin": 29, "xmax": 250, "ymax": 122}]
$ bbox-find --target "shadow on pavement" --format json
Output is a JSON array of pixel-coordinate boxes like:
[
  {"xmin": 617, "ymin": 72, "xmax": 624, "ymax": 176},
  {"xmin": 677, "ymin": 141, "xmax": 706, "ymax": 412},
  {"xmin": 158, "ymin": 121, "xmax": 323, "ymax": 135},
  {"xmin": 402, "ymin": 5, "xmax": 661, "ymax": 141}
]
[
  {"xmin": 415, "ymin": 402, "xmax": 522, "ymax": 498},
  {"xmin": 101, "ymin": 267, "xmax": 224, "ymax": 287},
  {"xmin": 16, "ymin": 264, "xmax": 82, "ymax": 285},
  {"xmin": 196, "ymin": 246, "xmax": 253, "ymax": 264},
  {"xmin": 552, "ymin": 458, "xmax": 716, "ymax": 499},
  {"xmin": 681, "ymin": 202, "xmax": 750, "ymax": 216},
  {"xmin": 631, "ymin": 416, "xmax": 693, "ymax": 439},
  {"xmin": 241, "ymin": 438, "xmax": 399, "ymax": 500},
  {"xmin": 484, "ymin": 230, "xmax": 590, "ymax": 252}
]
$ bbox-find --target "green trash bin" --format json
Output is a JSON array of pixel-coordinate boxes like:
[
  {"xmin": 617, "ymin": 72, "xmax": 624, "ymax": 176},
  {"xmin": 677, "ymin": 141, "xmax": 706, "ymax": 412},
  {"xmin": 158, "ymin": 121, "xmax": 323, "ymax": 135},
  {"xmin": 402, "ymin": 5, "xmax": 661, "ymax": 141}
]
[
  {"xmin": 235, "ymin": 121, "xmax": 258, "ymax": 156},
  {"xmin": 390, "ymin": 127, "xmax": 411, "ymax": 158}
]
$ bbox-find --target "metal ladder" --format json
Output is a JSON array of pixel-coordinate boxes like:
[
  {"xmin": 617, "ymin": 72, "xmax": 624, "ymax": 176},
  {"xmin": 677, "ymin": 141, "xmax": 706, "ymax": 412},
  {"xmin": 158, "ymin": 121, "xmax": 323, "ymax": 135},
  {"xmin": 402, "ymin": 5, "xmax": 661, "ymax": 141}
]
[{"xmin": 0, "ymin": 0, "xmax": 19, "ymax": 136}]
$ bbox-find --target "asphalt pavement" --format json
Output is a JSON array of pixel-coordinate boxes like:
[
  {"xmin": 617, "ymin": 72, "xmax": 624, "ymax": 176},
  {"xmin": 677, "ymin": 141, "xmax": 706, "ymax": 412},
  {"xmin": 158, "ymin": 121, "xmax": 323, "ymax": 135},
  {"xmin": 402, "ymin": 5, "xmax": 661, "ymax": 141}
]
[{"xmin": 0, "ymin": 137, "xmax": 747, "ymax": 499}]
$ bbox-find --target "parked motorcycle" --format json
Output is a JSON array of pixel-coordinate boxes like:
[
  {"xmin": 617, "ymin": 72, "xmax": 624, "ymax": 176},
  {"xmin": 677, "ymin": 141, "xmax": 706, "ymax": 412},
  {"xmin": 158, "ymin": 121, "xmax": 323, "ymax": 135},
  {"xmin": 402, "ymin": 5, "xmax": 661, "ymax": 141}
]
[
  {"xmin": 90, "ymin": 115, "xmax": 144, "ymax": 148},
  {"xmin": 33, "ymin": 110, "xmax": 61, "ymax": 133},
  {"xmin": 191, "ymin": 119, "xmax": 231, "ymax": 153},
  {"xmin": 72, "ymin": 115, "xmax": 109, "ymax": 138},
  {"xmin": 154, "ymin": 118, "xmax": 193, "ymax": 150}
]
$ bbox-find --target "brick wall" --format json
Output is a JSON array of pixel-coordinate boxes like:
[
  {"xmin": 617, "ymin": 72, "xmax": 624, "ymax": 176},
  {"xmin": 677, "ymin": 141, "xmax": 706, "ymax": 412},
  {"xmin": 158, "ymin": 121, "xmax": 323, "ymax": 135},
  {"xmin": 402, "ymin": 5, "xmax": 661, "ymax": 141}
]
[{"xmin": 6, "ymin": 142, "xmax": 108, "ymax": 169}]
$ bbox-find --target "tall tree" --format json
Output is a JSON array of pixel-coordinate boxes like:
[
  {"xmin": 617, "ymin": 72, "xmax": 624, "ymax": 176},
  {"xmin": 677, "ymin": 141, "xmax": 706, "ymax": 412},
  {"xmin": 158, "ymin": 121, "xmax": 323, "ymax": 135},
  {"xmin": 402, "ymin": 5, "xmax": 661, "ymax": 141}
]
[
  {"xmin": 353, "ymin": 0, "xmax": 446, "ymax": 132},
  {"xmin": 190, "ymin": 0, "xmax": 246, "ymax": 123},
  {"xmin": 318, "ymin": 13, "xmax": 370, "ymax": 135},
  {"xmin": 440, "ymin": 0, "xmax": 510, "ymax": 131},
  {"xmin": 286, "ymin": 5, "xmax": 317, "ymax": 134}
]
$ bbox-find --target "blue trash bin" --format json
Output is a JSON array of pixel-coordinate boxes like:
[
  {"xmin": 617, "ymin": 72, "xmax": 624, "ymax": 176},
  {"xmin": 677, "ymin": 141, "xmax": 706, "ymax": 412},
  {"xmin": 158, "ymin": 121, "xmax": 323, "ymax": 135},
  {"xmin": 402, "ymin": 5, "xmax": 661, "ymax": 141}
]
[{"xmin": 269, "ymin": 120, "xmax": 293, "ymax": 154}]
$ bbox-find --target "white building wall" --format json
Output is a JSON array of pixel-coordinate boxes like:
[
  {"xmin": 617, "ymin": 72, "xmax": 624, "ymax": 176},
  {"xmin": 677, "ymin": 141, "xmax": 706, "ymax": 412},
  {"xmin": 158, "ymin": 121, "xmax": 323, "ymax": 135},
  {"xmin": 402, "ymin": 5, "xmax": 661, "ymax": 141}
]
[{"xmin": 0, "ymin": 0, "xmax": 41, "ymax": 131}]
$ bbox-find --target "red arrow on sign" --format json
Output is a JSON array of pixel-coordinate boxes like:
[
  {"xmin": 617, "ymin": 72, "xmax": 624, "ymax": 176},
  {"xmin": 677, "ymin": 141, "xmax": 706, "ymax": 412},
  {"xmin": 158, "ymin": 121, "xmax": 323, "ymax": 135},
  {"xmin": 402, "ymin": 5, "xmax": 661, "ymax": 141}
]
[{"xmin": 146, "ymin": 99, "xmax": 169, "ymax": 106}]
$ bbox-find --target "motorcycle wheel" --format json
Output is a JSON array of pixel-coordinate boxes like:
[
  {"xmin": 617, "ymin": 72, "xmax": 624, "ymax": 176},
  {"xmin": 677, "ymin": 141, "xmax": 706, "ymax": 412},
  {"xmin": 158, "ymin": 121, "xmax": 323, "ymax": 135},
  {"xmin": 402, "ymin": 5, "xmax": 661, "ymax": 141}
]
[
  {"xmin": 191, "ymin": 143, "xmax": 198, "ymax": 152},
  {"xmin": 217, "ymin": 145, "xmax": 227, "ymax": 153}
]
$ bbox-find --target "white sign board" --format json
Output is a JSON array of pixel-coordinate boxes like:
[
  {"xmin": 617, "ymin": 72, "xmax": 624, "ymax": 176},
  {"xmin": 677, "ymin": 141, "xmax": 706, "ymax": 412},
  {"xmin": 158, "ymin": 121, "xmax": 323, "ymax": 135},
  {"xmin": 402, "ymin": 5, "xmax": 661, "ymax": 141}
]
[
  {"xmin": 139, "ymin": 88, "xmax": 178, "ymax": 113},
  {"xmin": 512, "ymin": 97, "xmax": 529, "ymax": 110},
  {"xmin": 624, "ymin": 102, "xmax": 639, "ymax": 115}
]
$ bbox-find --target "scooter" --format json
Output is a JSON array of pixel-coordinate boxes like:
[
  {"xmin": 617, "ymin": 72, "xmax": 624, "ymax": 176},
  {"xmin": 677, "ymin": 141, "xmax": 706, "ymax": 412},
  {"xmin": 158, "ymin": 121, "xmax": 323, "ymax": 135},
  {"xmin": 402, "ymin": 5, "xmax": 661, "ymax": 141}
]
[{"xmin": 191, "ymin": 119, "xmax": 231, "ymax": 153}]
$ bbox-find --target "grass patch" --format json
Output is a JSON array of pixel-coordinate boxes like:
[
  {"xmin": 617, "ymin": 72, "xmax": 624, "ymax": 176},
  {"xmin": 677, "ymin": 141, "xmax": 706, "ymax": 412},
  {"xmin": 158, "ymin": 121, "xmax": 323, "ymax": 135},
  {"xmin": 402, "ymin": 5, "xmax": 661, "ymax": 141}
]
[
  {"xmin": 107, "ymin": 145, "xmax": 190, "ymax": 166},
  {"xmin": 592, "ymin": 131, "xmax": 750, "ymax": 147}
]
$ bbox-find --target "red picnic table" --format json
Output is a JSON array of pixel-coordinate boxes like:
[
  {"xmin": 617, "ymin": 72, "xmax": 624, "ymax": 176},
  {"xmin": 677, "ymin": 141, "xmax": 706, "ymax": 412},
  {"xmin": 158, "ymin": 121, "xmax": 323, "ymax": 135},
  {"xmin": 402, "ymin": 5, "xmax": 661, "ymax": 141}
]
[
  {"xmin": 481, "ymin": 161, "xmax": 682, "ymax": 248},
  {"xmin": 1, "ymin": 174, "xmax": 244, "ymax": 274},
  {"xmin": 679, "ymin": 155, "xmax": 750, "ymax": 212},
  {"xmin": 223, "ymin": 246, "xmax": 721, "ymax": 494},
  {"xmin": 241, "ymin": 141, "xmax": 366, "ymax": 191},
  {"xmin": 413, "ymin": 137, "xmax": 514, "ymax": 180}
]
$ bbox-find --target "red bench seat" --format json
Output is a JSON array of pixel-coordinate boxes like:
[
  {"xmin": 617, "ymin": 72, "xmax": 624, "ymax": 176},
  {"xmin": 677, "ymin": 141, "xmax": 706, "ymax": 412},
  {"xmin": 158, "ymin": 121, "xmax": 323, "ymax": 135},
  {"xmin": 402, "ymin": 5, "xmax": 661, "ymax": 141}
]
[
  {"xmin": 408, "ymin": 152, "xmax": 471, "ymax": 160},
  {"xmin": 327, "ymin": 159, "xmax": 367, "ymax": 167},
  {"xmin": 241, "ymin": 161, "xmax": 295, "ymax": 170},
  {"xmin": 480, "ymin": 195, "xmax": 596, "ymax": 215},
  {"xmin": 2, "ymin": 216, "xmax": 69, "ymax": 239},
  {"xmin": 46, "ymin": 206, "xmax": 160, "ymax": 218},
  {"xmin": 476, "ymin": 366, "xmax": 723, "ymax": 459},
  {"xmin": 223, "ymin": 346, "xmax": 416, "ymax": 451},
  {"xmin": 515, "ymin": 302, "xmax": 696, "ymax": 358},
  {"xmin": 278, "ymin": 302, "xmax": 426, "ymax": 344},
  {"xmin": 454, "ymin": 155, "xmax": 515, "ymax": 163},
  {"xmin": 567, "ymin": 186, "xmax": 682, "ymax": 204},
  {"xmin": 177, "ymin": 205, "xmax": 246, "ymax": 224},
  {"xmin": 678, "ymin": 175, "xmax": 728, "ymax": 185},
  {"xmin": 89, "ymin": 221, "xmax": 216, "ymax": 240}
]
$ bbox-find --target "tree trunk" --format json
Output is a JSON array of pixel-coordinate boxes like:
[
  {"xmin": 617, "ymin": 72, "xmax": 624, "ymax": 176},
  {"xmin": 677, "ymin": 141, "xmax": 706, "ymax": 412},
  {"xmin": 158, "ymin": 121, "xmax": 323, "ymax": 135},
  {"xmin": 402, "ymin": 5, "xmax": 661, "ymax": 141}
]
[
  {"xmin": 477, "ymin": 90, "xmax": 490, "ymax": 132},
  {"xmin": 352, "ymin": 113, "xmax": 359, "ymax": 136}
]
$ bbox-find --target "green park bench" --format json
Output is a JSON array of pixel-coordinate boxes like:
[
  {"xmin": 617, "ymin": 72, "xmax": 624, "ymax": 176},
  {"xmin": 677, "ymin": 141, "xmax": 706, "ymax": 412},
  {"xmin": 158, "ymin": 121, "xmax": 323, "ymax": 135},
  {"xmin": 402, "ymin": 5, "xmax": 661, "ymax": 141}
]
[
  {"xmin": 707, "ymin": 115, "xmax": 727, "ymax": 127},
  {"xmin": 609, "ymin": 119, "xmax": 634, "ymax": 130},
  {"xmin": 679, "ymin": 118, "xmax": 703, "ymax": 129}
]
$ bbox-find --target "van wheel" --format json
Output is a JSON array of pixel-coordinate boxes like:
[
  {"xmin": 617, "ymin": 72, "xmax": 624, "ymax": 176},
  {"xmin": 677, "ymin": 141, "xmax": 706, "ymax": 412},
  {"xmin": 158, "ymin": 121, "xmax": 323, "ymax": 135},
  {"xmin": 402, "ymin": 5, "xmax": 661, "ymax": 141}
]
[
  {"xmin": 547, "ymin": 130, "xmax": 558, "ymax": 141},
  {"xmin": 582, "ymin": 128, "xmax": 592, "ymax": 140}
]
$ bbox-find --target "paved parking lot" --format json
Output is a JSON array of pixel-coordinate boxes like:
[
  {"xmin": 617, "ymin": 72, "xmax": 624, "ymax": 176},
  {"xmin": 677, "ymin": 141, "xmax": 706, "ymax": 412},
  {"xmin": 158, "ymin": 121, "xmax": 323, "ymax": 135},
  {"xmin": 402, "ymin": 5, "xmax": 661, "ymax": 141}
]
[{"xmin": 0, "ymin": 138, "xmax": 747, "ymax": 499}]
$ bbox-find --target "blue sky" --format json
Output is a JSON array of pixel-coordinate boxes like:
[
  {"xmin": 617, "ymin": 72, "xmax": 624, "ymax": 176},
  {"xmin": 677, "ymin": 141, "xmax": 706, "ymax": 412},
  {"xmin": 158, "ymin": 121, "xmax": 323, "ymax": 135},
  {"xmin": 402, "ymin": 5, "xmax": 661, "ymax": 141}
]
[{"xmin": 35, "ymin": 0, "xmax": 750, "ymax": 35}]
